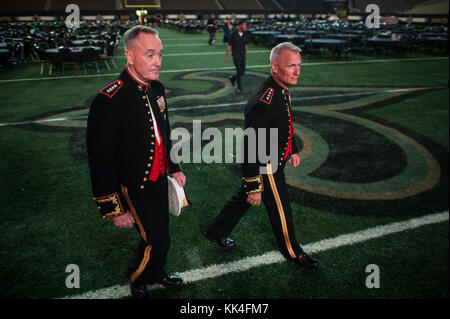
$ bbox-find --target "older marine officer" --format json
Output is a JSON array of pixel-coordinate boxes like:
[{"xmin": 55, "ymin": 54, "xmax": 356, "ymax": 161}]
[
  {"xmin": 87, "ymin": 26, "xmax": 186, "ymax": 298},
  {"xmin": 205, "ymin": 42, "xmax": 318, "ymax": 269}
]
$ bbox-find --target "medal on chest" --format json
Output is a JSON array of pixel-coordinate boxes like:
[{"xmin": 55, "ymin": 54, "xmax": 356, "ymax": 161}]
[{"xmin": 156, "ymin": 96, "xmax": 166, "ymax": 113}]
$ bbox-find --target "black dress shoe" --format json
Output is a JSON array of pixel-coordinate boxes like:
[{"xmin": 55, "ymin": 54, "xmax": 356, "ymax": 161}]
[
  {"xmin": 294, "ymin": 253, "xmax": 319, "ymax": 269},
  {"xmin": 228, "ymin": 75, "xmax": 235, "ymax": 86},
  {"xmin": 161, "ymin": 274, "xmax": 184, "ymax": 287},
  {"xmin": 204, "ymin": 231, "xmax": 236, "ymax": 249},
  {"xmin": 130, "ymin": 282, "xmax": 150, "ymax": 299}
]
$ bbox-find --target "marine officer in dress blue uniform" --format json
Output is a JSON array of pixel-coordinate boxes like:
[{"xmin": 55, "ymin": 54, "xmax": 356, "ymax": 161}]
[
  {"xmin": 87, "ymin": 26, "xmax": 186, "ymax": 298},
  {"xmin": 206, "ymin": 42, "xmax": 319, "ymax": 269}
]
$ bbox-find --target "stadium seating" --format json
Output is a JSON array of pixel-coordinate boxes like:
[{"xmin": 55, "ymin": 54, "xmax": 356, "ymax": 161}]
[
  {"xmin": 403, "ymin": 0, "xmax": 449, "ymax": 14},
  {"xmin": 0, "ymin": 0, "xmax": 46, "ymax": 11},
  {"xmin": 220, "ymin": 0, "xmax": 264, "ymax": 10},
  {"xmin": 276, "ymin": 0, "xmax": 331, "ymax": 13},
  {"xmin": 49, "ymin": 0, "xmax": 118, "ymax": 11},
  {"xmin": 352, "ymin": 0, "xmax": 414, "ymax": 14},
  {"xmin": 160, "ymin": 0, "xmax": 220, "ymax": 10},
  {"xmin": 259, "ymin": 0, "xmax": 282, "ymax": 10}
]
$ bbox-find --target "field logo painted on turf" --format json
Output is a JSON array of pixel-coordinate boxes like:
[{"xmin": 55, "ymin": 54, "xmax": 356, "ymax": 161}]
[{"xmin": 26, "ymin": 70, "xmax": 448, "ymax": 217}]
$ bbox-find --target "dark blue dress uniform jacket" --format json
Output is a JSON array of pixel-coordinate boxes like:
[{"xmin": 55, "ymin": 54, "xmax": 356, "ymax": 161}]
[
  {"xmin": 242, "ymin": 75, "xmax": 299, "ymax": 194},
  {"xmin": 87, "ymin": 67, "xmax": 181, "ymax": 219}
]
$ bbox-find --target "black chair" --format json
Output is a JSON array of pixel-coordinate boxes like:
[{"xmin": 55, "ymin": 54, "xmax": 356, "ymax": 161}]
[
  {"xmin": 0, "ymin": 49, "xmax": 10, "ymax": 71},
  {"xmin": 6, "ymin": 43, "xmax": 25, "ymax": 66},
  {"xmin": 58, "ymin": 47, "xmax": 80, "ymax": 73},
  {"xmin": 99, "ymin": 43, "xmax": 117, "ymax": 70},
  {"xmin": 80, "ymin": 47, "xmax": 100, "ymax": 74},
  {"xmin": 34, "ymin": 45, "xmax": 54, "ymax": 75},
  {"xmin": 23, "ymin": 39, "xmax": 37, "ymax": 61}
]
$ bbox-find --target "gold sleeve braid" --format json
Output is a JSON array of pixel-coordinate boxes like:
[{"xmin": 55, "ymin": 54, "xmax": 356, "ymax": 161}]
[
  {"xmin": 94, "ymin": 193, "xmax": 125, "ymax": 219},
  {"xmin": 242, "ymin": 175, "xmax": 264, "ymax": 194}
]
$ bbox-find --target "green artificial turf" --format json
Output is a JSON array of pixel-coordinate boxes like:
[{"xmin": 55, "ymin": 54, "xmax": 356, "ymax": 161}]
[{"xmin": 0, "ymin": 26, "xmax": 448, "ymax": 299}]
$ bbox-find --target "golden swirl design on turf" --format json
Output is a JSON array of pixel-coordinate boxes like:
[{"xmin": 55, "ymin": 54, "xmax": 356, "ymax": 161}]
[
  {"xmin": 30, "ymin": 72, "xmax": 443, "ymax": 202},
  {"xmin": 285, "ymin": 112, "xmax": 441, "ymax": 200},
  {"xmin": 168, "ymin": 88, "xmax": 441, "ymax": 201}
]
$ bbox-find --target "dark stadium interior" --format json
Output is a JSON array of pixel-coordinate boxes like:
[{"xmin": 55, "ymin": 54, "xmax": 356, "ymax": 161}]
[
  {"xmin": 0, "ymin": 0, "xmax": 448, "ymax": 71},
  {"xmin": 0, "ymin": 0, "xmax": 448, "ymax": 302}
]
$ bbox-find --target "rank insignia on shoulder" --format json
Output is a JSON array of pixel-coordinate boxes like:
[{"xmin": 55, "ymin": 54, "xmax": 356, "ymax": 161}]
[
  {"xmin": 260, "ymin": 88, "xmax": 274, "ymax": 105},
  {"xmin": 157, "ymin": 96, "xmax": 166, "ymax": 112},
  {"xmin": 99, "ymin": 80, "xmax": 123, "ymax": 98}
]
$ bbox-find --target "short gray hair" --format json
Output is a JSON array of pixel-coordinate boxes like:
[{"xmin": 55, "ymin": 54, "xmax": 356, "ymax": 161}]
[
  {"xmin": 270, "ymin": 42, "xmax": 302, "ymax": 62},
  {"xmin": 123, "ymin": 25, "xmax": 158, "ymax": 50}
]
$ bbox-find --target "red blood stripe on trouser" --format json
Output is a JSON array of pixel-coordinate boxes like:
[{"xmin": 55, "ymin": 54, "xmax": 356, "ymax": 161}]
[
  {"xmin": 121, "ymin": 176, "xmax": 170, "ymax": 284},
  {"xmin": 264, "ymin": 163, "xmax": 298, "ymax": 259}
]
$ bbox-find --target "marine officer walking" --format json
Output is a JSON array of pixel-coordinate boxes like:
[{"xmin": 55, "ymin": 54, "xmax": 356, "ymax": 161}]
[
  {"xmin": 205, "ymin": 42, "xmax": 318, "ymax": 269},
  {"xmin": 87, "ymin": 26, "xmax": 186, "ymax": 298}
]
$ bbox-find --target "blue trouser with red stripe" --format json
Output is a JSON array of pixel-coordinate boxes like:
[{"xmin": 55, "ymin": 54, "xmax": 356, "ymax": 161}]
[
  {"xmin": 207, "ymin": 163, "xmax": 304, "ymax": 261},
  {"xmin": 122, "ymin": 175, "xmax": 170, "ymax": 286}
]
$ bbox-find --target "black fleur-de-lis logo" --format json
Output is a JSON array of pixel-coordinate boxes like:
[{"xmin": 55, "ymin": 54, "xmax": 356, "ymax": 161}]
[{"xmin": 24, "ymin": 70, "xmax": 448, "ymax": 217}]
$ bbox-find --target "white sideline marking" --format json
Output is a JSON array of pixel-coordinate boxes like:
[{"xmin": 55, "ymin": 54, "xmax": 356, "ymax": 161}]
[
  {"xmin": 163, "ymin": 43, "xmax": 211, "ymax": 47},
  {"xmin": 26, "ymin": 50, "xmax": 270, "ymax": 63},
  {"xmin": 0, "ymin": 57, "xmax": 446, "ymax": 83},
  {"xmin": 0, "ymin": 116, "xmax": 84, "ymax": 127},
  {"xmin": 0, "ymin": 87, "xmax": 442, "ymax": 127},
  {"xmin": 62, "ymin": 211, "xmax": 449, "ymax": 299},
  {"xmin": 168, "ymin": 88, "xmax": 416, "ymax": 111},
  {"xmin": 114, "ymin": 50, "xmax": 270, "ymax": 58},
  {"xmin": 0, "ymin": 88, "xmax": 422, "ymax": 127}
]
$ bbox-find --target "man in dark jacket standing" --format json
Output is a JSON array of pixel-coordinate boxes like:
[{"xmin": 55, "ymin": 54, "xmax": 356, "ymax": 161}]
[
  {"xmin": 226, "ymin": 20, "xmax": 249, "ymax": 94},
  {"xmin": 87, "ymin": 26, "xmax": 186, "ymax": 298},
  {"xmin": 206, "ymin": 42, "xmax": 318, "ymax": 269},
  {"xmin": 207, "ymin": 14, "xmax": 217, "ymax": 45}
]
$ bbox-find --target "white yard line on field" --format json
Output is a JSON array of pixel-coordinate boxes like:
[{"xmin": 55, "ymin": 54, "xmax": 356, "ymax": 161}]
[
  {"xmin": 0, "ymin": 57, "xmax": 446, "ymax": 84},
  {"xmin": 25, "ymin": 50, "xmax": 270, "ymax": 62},
  {"xmin": 61, "ymin": 211, "xmax": 449, "ymax": 299},
  {"xmin": 0, "ymin": 88, "xmax": 422, "ymax": 127},
  {"xmin": 113, "ymin": 49, "xmax": 270, "ymax": 58},
  {"xmin": 163, "ymin": 43, "xmax": 212, "ymax": 47}
]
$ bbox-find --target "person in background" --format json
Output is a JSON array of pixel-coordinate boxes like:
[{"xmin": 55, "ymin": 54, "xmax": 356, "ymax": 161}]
[
  {"xmin": 222, "ymin": 17, "xmax": 231, "ymax": 44},
  {"xmin": 225, "ymin": 20, "xmax": 249, "ymax": 94},
  {"xmin": 207, "ymin": 14, "xmax": 217, "ymax": 45}
]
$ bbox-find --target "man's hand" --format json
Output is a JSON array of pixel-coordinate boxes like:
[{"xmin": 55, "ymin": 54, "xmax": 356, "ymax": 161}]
[
  {"xmin": 247, "ymin": 192, "xmax": 262, "ymax": 206},
  {"xmin": 172, "ymin": 171, "xmax": 186, "ymax": 187},
  {"xmin": 113, "ymin": 211, "xmax": 135, "ymax": 228},
  {"xmin": 289, "ymin": 153, "xmax": 301, "ymax": 167}
]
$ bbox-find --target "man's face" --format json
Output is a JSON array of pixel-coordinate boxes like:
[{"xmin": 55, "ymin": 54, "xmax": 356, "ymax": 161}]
[
  {"xmin": 126, "ymin": 32, "xmax": 163, "ymax": 82},
  {"xmin": 239, "ymin": 22, "xmax": 247, "ymax": 32},
  {"xmin": 271, "ymin": 50, "xmax": 302, "ymax": 87}
]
